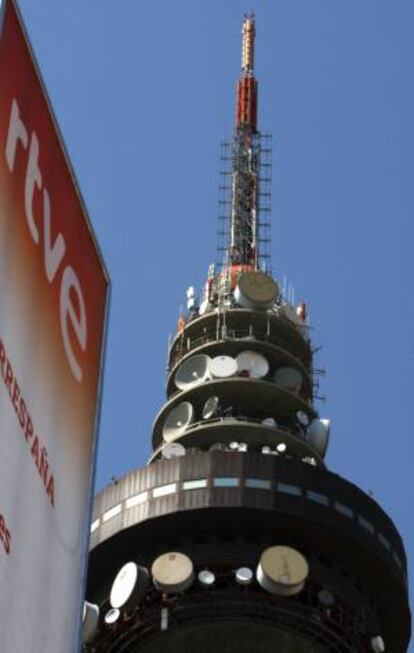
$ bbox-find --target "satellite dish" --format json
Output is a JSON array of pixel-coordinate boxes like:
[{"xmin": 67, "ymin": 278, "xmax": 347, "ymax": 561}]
[
  {"xmin": 371, "ymin": 636, "xmax": 385, "ymax": 653},
  {"xmin": 82, "ymin": 602, "xmax": 99, "ymax": 644},
  {"xmin": 162, "ymin": 442, "xmax": 186, "ymax": 460},
  {"xmin": 175, "ymin": 355, "xmax": 211, "ymax": 390},
  {"xmin": 262, "ymin": 417, "xmax": 277, "ymax": 428},
  {"xmin": 151, "ymin": 552, "xmax": 194, "ymax": 594},
  {"xmin": 110, "ymin": 562, "xmax": 150, "ymax": 610},
  {"xmin": 281, "ymin": 302, "xmax": 298, "ymax": 323},
  {"xmin": 228, "ymin": 441, "xmax": 240, "ymax": 451},
  {"xmin": 235, "ymin": 567, "xmax": 254, "ymax": 586},
  {"xmin": 198, "ymin": 570, "xmax": 215, "ymax": 587},
  {"xmin": 276, "ymin": 443, "xmax": 287, "ymax": 453},
  {"xmin": 202, "ymin": 396, "xmax": 220, "ymax": 420},
  {"xmin": 274, "ymin": 367, "xmax": 302, "ymax": 393},
  {"xmin": 256, "ymin": 546, "xmax": 309, "ymax": 596},
  {"xmin": 163, "ymin": 402, "xmax": 194, "ymax": 443},
  {"xmin": 318, "ymin": 589, "xmax": 335, "ymax": 607},
  {"xmin": 238, "ymin": 442, "xmax": 248, "ymax": 452},
  {"xmin": 234, "ymin": 271, "xmax": 279, "ymax": 310},
  {"xmin": 296, "ymin": 410, "xmax": 309, "ymax": 427},
  {"xmin": 198, "ymin": 299, "xmax": 211, "ymax": 316},
  {"xmin": 306, "ymin": 418, "xmax": 330, "ymax": 458},
  {"xmin": 210, "ymin": 356, "xmax": 237, "ymax": 378},
  {"xmin": 209, "ymin": 443, "xmax": 227, "ymax": 452},
  {"xmin": 104, "ymin": 608, "xmax": 120, "ymax": 625},
  {"xmin": 236, "ymin": 350, "xmax": 269, "ymax": 379}
]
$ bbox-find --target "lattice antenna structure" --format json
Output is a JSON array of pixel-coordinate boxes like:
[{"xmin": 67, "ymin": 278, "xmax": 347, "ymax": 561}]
[{"xmin": 217, "ymin": 14, "xmax": 272, "ymax": 274}]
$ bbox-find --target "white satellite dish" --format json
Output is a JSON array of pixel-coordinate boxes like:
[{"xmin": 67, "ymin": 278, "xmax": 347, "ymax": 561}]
[
  {"xmin": 210, "ymin": 356, "xmax": 237, "ymax": 379},
  {"xmin": 202, "ymin": 396, "xmax": 220, "ymax": 420},
  {"xmin": 175, "ymin": 355, "xmax": 211, "ymax": 390},
  {"xmin": 371, "ymin": 636, "xmax": 385, "ymax": 653},
  {"xmin": 104, "ymin": 608, "xmax": 120, "ymax": 625},
  {"xmin": 209, "ymin": 443, "xmax": 227, "ymax": 452},
  {"xmin": 162, "ymin": 442, "xmax": 186, "ymax": 459},
  {"xmin": 110, "ymin": 563, "xmax": 150, "ymax": 611},
  {"xmin": 110, "ymin": 562, "xmax": 138, "ymax": 609},
  {"xmin": 82, "ymin": 602, "xmax": 99, "ymax": 644},
  {"xmin": 235, "ymin": 567, "xmax": 254, "ymax": 586},
  {"xmin": 236, "ymin": 350, "xmax": 269, "ymax": 379},
  {"xmin": 262, "ymin": 417, "xmax": 277, "ymax": 428},
  {"xmin": 306, "ymin": 418, "xmax": 330, "ymax": 458},
  {"xmin": 296, "ymin": 410, "xmax": 309, "ymax": 427},
  {"xmin": 163, "ymin": 402, "xmax": 194, "ymax": 443},
  {"xmin": 198, "ymin": 299, "xmax": 210, "ymax": 316},
  {"xmin": 274, "ymin": 367, "xmax": 302, "ymax": 393},
  {"xmin": 151, "ymin": 552, "xmax": 194, "ymax": 594}
]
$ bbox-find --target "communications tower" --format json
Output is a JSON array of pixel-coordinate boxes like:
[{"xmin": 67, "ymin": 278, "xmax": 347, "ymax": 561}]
[{"xmin": 83, "ymin": 14, "xmax": 411, "ymax": 653}]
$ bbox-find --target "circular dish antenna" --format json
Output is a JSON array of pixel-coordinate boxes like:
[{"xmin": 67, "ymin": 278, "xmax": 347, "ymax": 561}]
[
  {"xmin": 209, "ymin": 443, "xmax": 227, "ymax": 452},
  {"xmin": 110, "ymin": 562, "xmax": 138, "ymax": 609},
  {"xmin": 306, "ymin": 418, "xmax": 330, "ymax": 458},
  {"xmin": 202, "ymin": 396, "xmax": 220, "ymax": 420},
  {"xmin": 210, "ymin": 356, "xmax": 237, "ymax": 379},
  {"xmin": 262, "ymin": 417, "xmax": 277, "ymax": 428},
  {"xmin": 318, "ymin": 589, "xmax": 335, "ymax": 607},
  {"xmin": 162, "ymin": 442, "xmax": 186, "ymax": 460},
  {"xmin": 235, "ymin": 271, "xmax": 279, "ymax": 310},
  {"xmin": 104, "ymin": 608, "xmax": 120, "ymax": 625},
  {"xmin": 152, "ymin": 552, "xmax": 194, "ymax": 594},
  {"xmin": 163, "ymin": 402, "xmax": 194, "ymax": 443},
  {"xmin": 274, "ymin": 367, "xmax": 302, "ymax": 393},
  {"xmin": 198, "ymin": 570, "xmax": 215, "ymax": 587},
  {"xmin": 296, "ymin": 410, "xmax": 309, "ymax": 427},
  {"xmin": 256, "ymin": 546, "xmax": 309, "ymax": 596},
  {"xmin": 235, "ymin": 567, "xmax": 254, "ymax": 586},
  {"xmin": 175, "ymin": 355, "xmax": 211, "ymax": 390},
  {"xmin": 109, "ymin": 562, "xmax": 150, "ymax": 611},
  {"xmin": 82, "ymin": 602, "xmax": 99, "ymax": 644},
  {"xmin": 276, "ymin": 443, "xmax": 287, "ymax": 453},
  {"xmin": 236, "ymin": 350, "xmax": 269, "ymax": 379}
]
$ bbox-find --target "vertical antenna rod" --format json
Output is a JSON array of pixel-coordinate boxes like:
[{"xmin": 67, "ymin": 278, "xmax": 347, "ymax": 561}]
[{"xmin": 230, "ymin": 13, "xmax": 260, "ymax": 269}]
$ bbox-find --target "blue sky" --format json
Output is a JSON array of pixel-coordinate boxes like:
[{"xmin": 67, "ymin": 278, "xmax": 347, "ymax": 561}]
[{"xmin": 18, "ymin": 0, "xmax": 413, "ymax": 641}]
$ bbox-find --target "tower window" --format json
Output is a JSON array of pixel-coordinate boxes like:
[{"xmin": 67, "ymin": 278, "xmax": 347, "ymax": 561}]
[
  {"xmin": 334, "ymin": 501, "xmax": 354, "ymax": 519},
  {"xmin": 125, "ymin": 491, "xmax": 148, "ymax": 508},
  {"xmin": 213, "ymin": 477, "xmax": 239, "ymax": 487},
  {"xmin": 153, "ymin": 483, "xmax": 177, "ymax": 498},
  {"xmin": 245, "ymin": 478, "xmax": 271, "ymax": 490},
  {"xmin": 183, "ymin": 479, "xmax": 207, "ymax": 490},
  {"xmin": 378, "ymin": 533, "xmax": 391, "ymax": 551},
  {"xmin": 277, "ymin": 482, "xmax": 301, "ymax": 497},
  {"xmin": 306, "ymin": 490, "xmax": 329, "ymax": 506},
  {"xmin": 102, "ymin": 503, "xmax": 122, "ymax": 523},
  {"xmin": 358, "ymin": 515, "xmax": 374, "ymax": 534}
]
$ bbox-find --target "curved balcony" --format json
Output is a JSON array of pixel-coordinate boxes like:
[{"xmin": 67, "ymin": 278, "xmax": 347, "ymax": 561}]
[
  {"xmin": 168, "ymin": 309, "xmax": 312, "ymax": 372},
  {"xmin": 166, "ymin": 335, "xmax": 313, "ymax": 399},
  {"xmin": 152, "ymin": 377, "xmax": 316, "ymax": 449},
  {"xmin": 149, "ymin": 415, "xmax": 324, "ymax": 465}
]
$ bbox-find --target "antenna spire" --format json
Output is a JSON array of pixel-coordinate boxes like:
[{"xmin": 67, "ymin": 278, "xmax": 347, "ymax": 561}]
[
  {"xmin": 242, "ymin": 12, "xmax": 256, "ymax": 74},
  {"xmin": 236, "ymin": 13, "xmax": 258, "ymax": 131}
]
